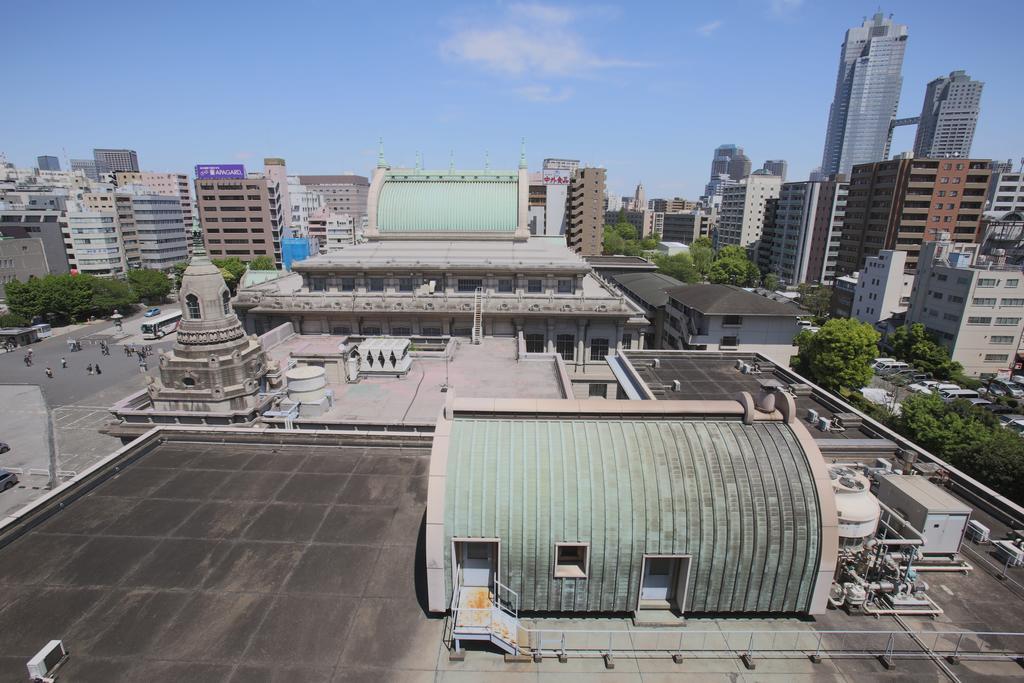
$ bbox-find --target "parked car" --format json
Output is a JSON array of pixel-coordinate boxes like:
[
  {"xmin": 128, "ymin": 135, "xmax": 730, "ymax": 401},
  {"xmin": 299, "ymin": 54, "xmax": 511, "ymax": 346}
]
[
  {"xmin": 966, "ymin": 398, "xmax": 993, "ymax": 408},
  {"xmin": 999, "ymin": 414, "xmax": 1024, "ymax": 427},
  {"xmin": 983, "ymin": 403, "xmax": 1014, "ymax": 415},
  {"xmin": 874, "ymin": 360, "xmax": 911, "ymax": 375},
  {"xmin": 987, "ymin": 380, "xmax": 1024, "ymax": 398},
  {"xmin": 144, "ymin": 307, "xmax": 161, "ymax": 317},
  {"xmin": 0, "ymin": 469, "xmax": 18, "ymax": 491},
  {"xmin": 907, "ymin": 381, "xmax": 958, "ymax": 395},
  {"xmin": 907, "ymin": 382, "xmax": 933, "ymax": 394},
  {"xmin": 938, "ymin": 388, "xmax": 981, "ymax": 402},
  {"xmin": 0, "ymin": 442, "xmax": 9, "ymax": 455}
]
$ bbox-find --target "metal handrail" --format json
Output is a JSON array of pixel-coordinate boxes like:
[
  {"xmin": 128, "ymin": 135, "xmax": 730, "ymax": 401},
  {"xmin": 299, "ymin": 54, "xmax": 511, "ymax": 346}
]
[{"xmin": 494, "ymin": 578, "xmax": 519, "ymax": 618}]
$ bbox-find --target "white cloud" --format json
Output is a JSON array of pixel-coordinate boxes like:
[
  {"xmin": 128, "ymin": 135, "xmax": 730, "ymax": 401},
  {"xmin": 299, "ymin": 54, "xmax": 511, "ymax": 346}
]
[
  {"xmin": 696, "ymin": 20, "xmax": 723, "ymax": 37},
  {"xmin": 440, "ymin": 3, "xmax": 646, "ymax": 78},
  {"xmin": 514, "ymin": 84, "xmax": 573, "ymax": 103}
]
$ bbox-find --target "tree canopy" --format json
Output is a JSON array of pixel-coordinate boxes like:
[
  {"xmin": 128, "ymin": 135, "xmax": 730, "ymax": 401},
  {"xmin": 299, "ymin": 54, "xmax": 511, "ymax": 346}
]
[
  {"xmin": 248, "ymin": 255, "xmax": 276, "ymax": 271},
  {"xmin": 4, "ymin": 273, "xmax": 134, "ymax": 323},
  {"xmin": 707, "ymin": 245, "xmax": 760, "ymax": 286},
  {"xmin": 128, "ymin": 269, "xmax": 172, "ymax": 303},
  {"xmin": 653, "ymin": 252, "xmax": 699, "ymax": 283},
  {"xmin": 795, "ymin": 318, "xmax": 880, "ymax": 391},
  {"xmin": 888, "ymin": 323, "xmax": 963, "ymax": 380},
  {"xmin": 689, "ymin": 237, "xmax": 713, "ymax": 280},
  {"xmin": 212, "ymin": 257, "xmax": 247, "ymax": 294},
  {"xmin": 796, "ymin": 283, "xmax": 832, "ymax": 320}
]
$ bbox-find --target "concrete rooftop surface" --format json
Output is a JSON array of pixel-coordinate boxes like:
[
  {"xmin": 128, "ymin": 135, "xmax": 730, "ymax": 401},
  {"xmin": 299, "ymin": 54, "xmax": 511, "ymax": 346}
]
[{"xmin": 267, "ymin": 336, "xmax": 566, "ymax": 424}]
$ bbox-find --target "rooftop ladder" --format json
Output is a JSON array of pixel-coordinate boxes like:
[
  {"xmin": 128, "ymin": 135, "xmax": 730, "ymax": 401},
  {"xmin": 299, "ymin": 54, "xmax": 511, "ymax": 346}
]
[{"xmin": 472, "ymin": 287, "xmax": 483, "ymax": 344}]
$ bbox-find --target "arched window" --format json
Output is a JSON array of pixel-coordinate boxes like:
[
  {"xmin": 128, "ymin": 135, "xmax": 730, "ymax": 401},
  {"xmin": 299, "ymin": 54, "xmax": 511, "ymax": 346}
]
[
  {"xmin": 185, "ymin": 294, "xmax": 201, "ymax": 319},
  {"xmin": 222, "ymin": 290, "xmax": 231, "ymax": 315}
]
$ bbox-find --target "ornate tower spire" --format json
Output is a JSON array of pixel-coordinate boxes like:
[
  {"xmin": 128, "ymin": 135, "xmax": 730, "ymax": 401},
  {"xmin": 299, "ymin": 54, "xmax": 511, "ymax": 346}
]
[
  {"xmin": 519, "ymin": 137, "xmax": 528, "ymax": 169},
  {"xmin": 377, "ymin": 137, "xmax": 387, "ymax": 169},
  {"xmin": 484, "ymin": 150, "xmax": 489, "ymax": 171},
  {"xmin": 448, "ymin": 149, "xmax": 455, "ymax": 173},
  {"xmin": 415, "ymin": 151, "xmax": 422, "ymax": 172}
]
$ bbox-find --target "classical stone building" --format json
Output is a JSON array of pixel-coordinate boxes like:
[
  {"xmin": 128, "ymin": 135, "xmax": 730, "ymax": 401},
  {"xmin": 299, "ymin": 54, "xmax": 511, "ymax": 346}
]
[
  {"xmin": 148, "ymin": 243, "xmax": 275, "ymax": 412},
  {"xmin": 232, "ymin": 151, "xmax": 648, "ymax": 370}
]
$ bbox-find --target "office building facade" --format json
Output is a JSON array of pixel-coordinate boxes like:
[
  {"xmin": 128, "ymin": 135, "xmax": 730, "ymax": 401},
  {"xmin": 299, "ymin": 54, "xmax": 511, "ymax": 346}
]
[
  {"xmin": 762, "ymin": 160, "xmax": 788, "ymax": 182},
  {"xmin": 913, "ymin": 71, "xmax": 983, "ymax": 159},
  {"xmin": 709, "ymin": 144, "xmax": 751, "ymax": 182},
  {"xmin": 907, "ymin": 240, "xmax": 1024, "ymax": 376},
  {"xmin": 70, "ymin": 158, "xmax": 110, "ymax": 182},
  {"xmin": 93, "ymin": 148, "xmax": 139, "ymax": 173},
  {"xmin": 0, "ymin": 237, "xmax": 50, "ymax": 299},
  {"xmin": 84, "ymin": 188, "xmax": 189, "ymax": 271},
  {"xmin": 837, "ymin": 157, "xmax": 990, "ymax": 275},
  {"xmin": 662, "ymin": 211, "xmax": 712, "ymax": 245},
  {"xmin": 986, "ymin": 168, "xmax": 1024, "ymax": 218},
  {"xmin": 715, "ymin": 172, "xmax": 781, "ymax": 247},
  {"xmin": 820, "ymin": 13, "xmax": 908, "ymax": 177},
  {"xmin": 850, "ymin": 249, "xmax": 914, "ymax": 325},
  {"xmin": 115, "ymin": 171, "xmax": 195, "ymax": 231},
  {"xmin": 36, "ymin": 156, "xmax": 60, "ymax": 172}
]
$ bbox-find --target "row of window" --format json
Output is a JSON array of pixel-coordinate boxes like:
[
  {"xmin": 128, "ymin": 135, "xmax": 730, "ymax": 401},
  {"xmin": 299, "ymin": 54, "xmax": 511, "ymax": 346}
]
[
  {"xmin": 309, "ymin": 276, "xmax": 576, "ymax": 294},
  {"xmin": 966, "ymin": 316, "xmax": 1022, "ymax": 325},
  {"xmin": 972, "ymin": 298, "xmax": 1024, "ymax": 307}
]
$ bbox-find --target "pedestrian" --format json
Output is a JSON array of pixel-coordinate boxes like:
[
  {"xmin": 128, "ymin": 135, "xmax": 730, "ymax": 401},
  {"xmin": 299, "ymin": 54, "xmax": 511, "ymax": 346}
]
[
  {"xmin": 87, "ymin": 363, "xmax": 94, "ymax": 375},
  {"xmin": 45, "ymin": 367, "xmax": 53, "ymax": 379},
  {"xmin": 23, "ymin": 354, "xmax": 30, "ymax": 367},
  {"xmin": 60, "ymin": 357, "xmax": 67, "ymax": 369},
  {"xmin": 95, "ymin": 363, "xmax": 102, "ymax": 375}
]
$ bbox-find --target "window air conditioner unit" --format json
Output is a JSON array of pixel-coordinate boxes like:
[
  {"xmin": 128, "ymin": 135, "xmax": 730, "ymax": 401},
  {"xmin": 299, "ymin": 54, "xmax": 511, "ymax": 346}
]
[
  {"xmin": 27, "ymin": 640, "xmax": 67, "ymax": 680},
  {"xmin": 807, "ymin": 408, "xmax": 819, "ymax": 423}
]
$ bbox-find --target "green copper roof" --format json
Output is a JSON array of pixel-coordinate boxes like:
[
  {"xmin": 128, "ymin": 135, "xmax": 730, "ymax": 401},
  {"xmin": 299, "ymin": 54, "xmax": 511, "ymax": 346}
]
[
  {"xmin": 377, "ymin": 170, "xmax": 518, "ymax": 233},
  {"xmin": 444, "ymin": 418, "xmax": 822, "ymax": 613}
]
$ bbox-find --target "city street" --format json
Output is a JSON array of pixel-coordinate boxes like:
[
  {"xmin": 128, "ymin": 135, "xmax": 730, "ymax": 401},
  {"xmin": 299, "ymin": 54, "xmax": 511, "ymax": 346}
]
[{"xmin": 0, "ymin": 310, "xmax": 174, "ymax": 517}]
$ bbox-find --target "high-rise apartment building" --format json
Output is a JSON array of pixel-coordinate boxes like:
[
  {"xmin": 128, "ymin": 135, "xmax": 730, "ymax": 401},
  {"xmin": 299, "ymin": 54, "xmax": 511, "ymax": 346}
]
[
  {"xmin": 709, "ymin": 144, "xmax": 751, "ymax": 182},
  {"xmin": 850, "ymin": 249, "xmax": 914, "ymax": 325},
  {"xmin": 71, "ymin": 158, "xmax": 110, "ymax": 182},
  {"xmin": 913, "ymin": 71, "xmax": 983, "ymax": 159},
  {"xmin": 757, "ymin": 177, "xmax": 848, "ymax": 286},
  {"xmin": 762, "ymin": 160, "xmax": 788, "ymax": 182},
  {"xmin": 567, "ymin": 167, "xmax": 606, "ymax": 256},
  {"xmin": 115, "ymin": 171, "xmax": 195, "ymax": 231},
  {"xmin": 93, "ymin": 148, "xmax": 139, "ymax": 173},
  {"xmin": 296, "ymin": 175, "xmax": 369, "ymax": 218},
  {"xmin": 837, "ymin": 157, "xmax": 991, "ymax": 275},
  {"xmin": 662, "ymin": 211, "xmax": 712, "ymax": 245},
  {"xmin": 195, "ymin": 161, "xmax": 288, "ymax": 265},
  {"xmin": 64, "ymin": 210, "xmax": 126, "ymax": 277},
  {"xmin": 532, "ymin": 160, "xmax": 578, "ymax": 237},
  {"xmin": 986, "ymin": 168, "xmax": 1024, "ymax": 218},
  {"xmin": 649, "ymin": 198, "xmax": 697, "ymax": 214},
  {"xmin": 906, "ymin": 240, "xmax": 1024, "ymax": 376},
  {"xmin": 715, "ymin": 171, "xmax": 781, "ymax": 248},
  {"xmin": 820, "ymin": 13, "xmax": 908, "ymax": 177},
  {"xmin": 36, "ymin": 156, "xmax": 60, "ymax": 171}
]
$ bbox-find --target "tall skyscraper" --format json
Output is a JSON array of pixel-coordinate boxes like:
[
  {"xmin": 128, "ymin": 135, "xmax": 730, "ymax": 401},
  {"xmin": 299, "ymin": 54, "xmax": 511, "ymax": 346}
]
[
  {"xmin": 71, "ymin": 158, "xmax": 110, "ymax": 181},
  {"xmin": 762, "ymin": 160, "xmax": 788, "ymax": 182},
  {"xmin": 633, "ymin": 183, "xmax": 645, "ymax": 212},
  {"xmin": 36, "ymin": 155, "xmax": 60, "ymax": 171},
  {"xmin": 93, "ymin": 148, "xmax": 140, "ymax": 173},
  {"xmin": 567, "ymin": 167, "xmax": 606, "ymax": 256},
  {"xmin": 709, "ymin": 144, "xmax": 751, "ymax": 182},
  {"xmin": 820, "ymin": 13, "xmax": 908, "ymax": 177},
  {"xmin": 913, "ymin": 70, "xmax": 983, "ymax": 159}
]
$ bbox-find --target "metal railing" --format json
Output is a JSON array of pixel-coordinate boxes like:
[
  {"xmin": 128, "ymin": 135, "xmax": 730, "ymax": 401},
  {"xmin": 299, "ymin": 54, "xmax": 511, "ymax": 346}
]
[{"xmin": 517, "ymin": 626, "xmax": 1024, "ymax": 664}]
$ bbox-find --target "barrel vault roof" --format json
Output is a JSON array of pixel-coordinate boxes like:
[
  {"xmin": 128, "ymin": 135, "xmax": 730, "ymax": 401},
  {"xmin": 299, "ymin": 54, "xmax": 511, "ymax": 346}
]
[
  {"xmin": 443, "ymin": 418, "xmax": 822, "ymax": 613},
  {"xmin": 377, "ymin": 170, "xmax": 519, "ymax": 234}
]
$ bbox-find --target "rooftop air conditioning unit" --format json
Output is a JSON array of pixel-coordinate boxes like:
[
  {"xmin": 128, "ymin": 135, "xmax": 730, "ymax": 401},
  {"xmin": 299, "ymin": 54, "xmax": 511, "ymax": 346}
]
[
  {"xmin": 807, "ymin": 408, "xmax": 819, "ymax": 423},
  {"xmin": 427, "ymin": 280, "xmax": 436, "ymax": 294},
  {"xmin": 652, "ymin": 359, "xmax": 660, "ymax": 368},
  {"xmin": 817, "ymin": 416, "xmax": 831, "ymax": 432},
  {"xmin": 672, "ymin": 380, "xmax": 681, "ymax": 392},
  {"xmin": 739, "ymin": 362, "xmax": 750, "ymax": 374},
  {"xmin": 966, "ymin": 520, "xmax": 990, "ymax": 544},
  {"xmin": 27, "ymin": 640, "xmax": 67, "ymax": 680}
]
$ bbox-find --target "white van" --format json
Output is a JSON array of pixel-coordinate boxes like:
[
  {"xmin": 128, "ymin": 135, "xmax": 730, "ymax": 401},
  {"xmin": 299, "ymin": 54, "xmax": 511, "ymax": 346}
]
[
  {"xmin": 874, "ymin": 360, "xmax": 910, "ymax": 375},
  {"xmin": 938, "ymin": 388, "xmax": 981, "ymax": 402}
]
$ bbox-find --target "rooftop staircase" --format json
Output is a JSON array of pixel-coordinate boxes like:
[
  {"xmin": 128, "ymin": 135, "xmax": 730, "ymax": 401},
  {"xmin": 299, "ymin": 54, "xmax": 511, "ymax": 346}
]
[
  {"xmin": 451, "ymin": 581, "xmax": 521, "ymax": 655},
  {"xmin": 472, "ymin": 287, "xmax": 483, "ymax": 344}
]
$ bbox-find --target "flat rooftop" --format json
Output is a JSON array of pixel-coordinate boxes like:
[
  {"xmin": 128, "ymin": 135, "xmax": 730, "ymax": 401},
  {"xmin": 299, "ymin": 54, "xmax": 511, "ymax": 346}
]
[
  {"xmin": 621, "ymin": 352, "xmax": 877, "ymax": 441},
  {"xmin": 3, "ymin": 430, "xmax": 1024, "ymax": 680},
  {"xmin": 266, "ymin": 336, "xmax": 566, "ymax": 424}
]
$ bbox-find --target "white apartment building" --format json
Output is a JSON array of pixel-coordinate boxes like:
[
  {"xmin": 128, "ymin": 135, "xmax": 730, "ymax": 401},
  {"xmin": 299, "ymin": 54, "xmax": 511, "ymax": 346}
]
[
  {"xmin": 65, "ymin": 210, "xmax": 127, "ymax": 277},
  {"xmin": 715, "ymin": 171, "xmax": 781, "ymax": 248},
  {"xmin": 115, "ymin": 171, "xmax": 195, "ymax": 229},
  {"xmin": 287, "ymin": 176, "xmax": 324, "ymax": 232},
  {"xmin": 84, "ymin": 187, "xmax": 188, "ymax": 272},
  {"xmin": 986, "ymin": 169, "xmax": 1024, "ymax": 218},
  {"xmin": 906, "ymin": 240, "xmax": 1024, "ymax": 376},
  {"xmin": 851, "ymin": 250, "xmax": 914, "ymax": 325}
]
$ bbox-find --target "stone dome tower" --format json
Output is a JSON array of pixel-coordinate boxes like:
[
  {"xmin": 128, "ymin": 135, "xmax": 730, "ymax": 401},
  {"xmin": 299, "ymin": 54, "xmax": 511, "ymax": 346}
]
[{"xmin": 149, "ymin": 235, "xmax": 275, "ymax": 412}]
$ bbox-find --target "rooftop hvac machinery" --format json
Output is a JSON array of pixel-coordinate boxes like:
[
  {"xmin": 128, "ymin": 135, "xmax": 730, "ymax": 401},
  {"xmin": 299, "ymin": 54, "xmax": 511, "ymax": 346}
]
[
  {"xmin": 874, "ymin": 473, "xmax": 972, "ymax": 571},
  {"xmin": 828, "ymin": 466, "xmax": 942, "ymax": 616}
]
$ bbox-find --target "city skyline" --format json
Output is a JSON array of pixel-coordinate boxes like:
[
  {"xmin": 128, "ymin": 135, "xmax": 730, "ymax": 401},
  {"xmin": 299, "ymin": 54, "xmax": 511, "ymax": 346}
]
[{"xmin": 3, "ymin": 1, "xmax": 1023, "ymax": 200}]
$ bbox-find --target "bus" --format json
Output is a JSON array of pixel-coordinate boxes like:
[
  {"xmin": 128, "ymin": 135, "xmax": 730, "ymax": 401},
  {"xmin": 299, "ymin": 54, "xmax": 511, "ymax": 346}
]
[
  {"xmin": 30, "ymin": 323, "xmax": 53, "ymax": 339},
  {"xmin": 141, "ymin": 311, "xmax": 183, "ymax": 339}
]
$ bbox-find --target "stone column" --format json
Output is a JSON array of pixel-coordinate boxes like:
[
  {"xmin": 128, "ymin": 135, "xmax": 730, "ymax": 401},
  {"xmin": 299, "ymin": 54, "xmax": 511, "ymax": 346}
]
[
  {"xmin": 546, "ymin": 321, "xmax": 555, "ymax": 353},
  {"xmin": 615, "ymin": 322, "xmax": 624, "ymax": 351},
  {"xmin": 576, "ymin": 320, "xmax": 586, "ymax": 366}
]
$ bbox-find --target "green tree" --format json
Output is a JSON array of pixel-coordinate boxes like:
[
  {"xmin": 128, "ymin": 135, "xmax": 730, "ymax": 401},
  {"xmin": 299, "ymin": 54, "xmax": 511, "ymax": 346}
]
[
  {"xmin": 689, "ymin": 237, "xmax": 713, "ymax": 280},
  {"xmin": 89, "ymin": 276, "xmax": 137, "ymax": 316},
  {"xmin": 958, "ymin": 429, "xmax": 1024, "ymax": 505},
  {"xmin": 0, "ymin": 312, "xmax": 29, "ymax": 327},
  {"xmin": 212, "ymin": 257, "xmax": 247, "ymax": 294},
  {"xmin": 795, "ymin": 318, "xmax": 880, "ymax": 391},
  {"xmin": 888, "ymin": 323, "xmax": 963, "ymax": 380},
  {"xmin": 615, "ymin": 222, "xmax": 637, "ymax": 241},
  {"xmin": 127, "ymin": 269, "xmax": 172, "ymax": 303},
  {"xmin": 3, "ymin": 278, "xmax": 45, "ymax": 321},
  {"xmin": 248, "ymin": 255, "xmax": 276, "ymax": 271},
  {"xmin": 653, "ymin": 252, "xmax": 699, "ymax": 283},
  {"xmin": 796, "ymin": 283, "xmax": 832, "ymax": 320},
  {"xmin": 763, "ymin": 272, "xmax": 780, "ymax": 292},
  {"xmin": 8, "ymin": 274, "xmax": 96, "ymax": 323},
  {"xmin": 603, "ymin": 230, "xmax": 626, "ymax": 255},
  {"xmin": 172, "ymin": 261, "xmax": 189, "ymax": 291}
]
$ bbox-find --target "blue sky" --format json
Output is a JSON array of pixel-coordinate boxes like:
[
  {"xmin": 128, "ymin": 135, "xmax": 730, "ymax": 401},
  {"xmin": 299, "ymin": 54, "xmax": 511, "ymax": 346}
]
[{"xmin": 4, "ymin": 1, "xmax": 1022, "ymax": 199}]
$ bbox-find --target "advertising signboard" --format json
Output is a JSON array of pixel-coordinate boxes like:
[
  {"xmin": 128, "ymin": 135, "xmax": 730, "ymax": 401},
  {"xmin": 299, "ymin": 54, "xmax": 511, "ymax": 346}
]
[
  {"xmin": 195, "ymin": 164, "xmax": 246, "ymax": 179},
  {"xmin": 542, "ymin": 169, "xmax": 571, "ymax": 185}
]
